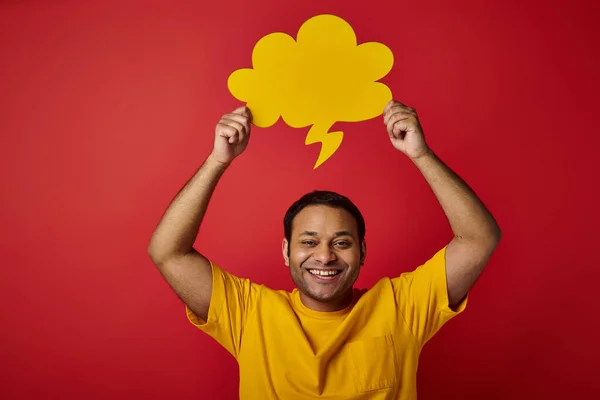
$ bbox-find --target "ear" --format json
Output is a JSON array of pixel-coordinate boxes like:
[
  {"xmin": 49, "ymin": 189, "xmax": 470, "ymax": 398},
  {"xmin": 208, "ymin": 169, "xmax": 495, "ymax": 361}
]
[
  {"xmin": 282, "ymin": 238, "xmax": 290, "ymax": 266},
  {"xmin": 360, "ymin": 240, "xmax": 367, "ymax": 266}
]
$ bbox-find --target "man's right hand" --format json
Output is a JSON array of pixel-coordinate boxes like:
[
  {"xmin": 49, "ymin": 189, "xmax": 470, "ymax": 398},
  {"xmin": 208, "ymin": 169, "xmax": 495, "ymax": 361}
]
[{"xmin": 210, "ymin": 106, "xmax": 252, "ymax": 165}]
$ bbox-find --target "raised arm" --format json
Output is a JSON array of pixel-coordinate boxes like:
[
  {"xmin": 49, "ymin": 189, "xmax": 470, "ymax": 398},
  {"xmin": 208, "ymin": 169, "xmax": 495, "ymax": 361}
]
[
  {"xmin": 384, "ymin": 100, "xmax": 501, "ymax": 308},
  {"xmin": 147, "ymin": 106, "xmax": 252, "ymax": 320}
]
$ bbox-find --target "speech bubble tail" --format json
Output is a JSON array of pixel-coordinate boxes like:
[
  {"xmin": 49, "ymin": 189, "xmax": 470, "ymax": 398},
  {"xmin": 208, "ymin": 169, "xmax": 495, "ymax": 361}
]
[{"xmin": 305, "ymin": 122, "xmax": 344, "ymax": 169}]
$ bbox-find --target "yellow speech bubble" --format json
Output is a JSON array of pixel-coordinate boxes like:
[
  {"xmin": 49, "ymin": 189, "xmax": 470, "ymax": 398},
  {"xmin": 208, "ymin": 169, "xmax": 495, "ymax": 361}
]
[{"xmin": 228, "ymin": 14, "xmax": 394, "ymax": 169}]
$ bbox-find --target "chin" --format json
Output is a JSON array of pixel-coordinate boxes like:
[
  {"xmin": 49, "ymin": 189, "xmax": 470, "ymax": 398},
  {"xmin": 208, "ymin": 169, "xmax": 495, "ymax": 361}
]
[
  {"xmin": 306, "ymin": 285, "xmax": 348, "ymax": 302},
  {"xmin": 306, "ymin": 290, "xmax": 338, "ymax": 302}
]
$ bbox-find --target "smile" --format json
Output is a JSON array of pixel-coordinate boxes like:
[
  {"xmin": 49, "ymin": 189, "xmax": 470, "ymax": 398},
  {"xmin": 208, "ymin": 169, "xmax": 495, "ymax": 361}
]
[{"xmin": 307, "ymin": 269, "xmax": 342, "ymax": 277}]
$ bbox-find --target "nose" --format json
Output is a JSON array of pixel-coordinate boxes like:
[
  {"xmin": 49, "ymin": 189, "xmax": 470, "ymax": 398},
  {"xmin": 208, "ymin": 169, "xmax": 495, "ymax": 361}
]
[{"xmin": 313, "ymin": 243, "xmax": 337, "ymax": 265}]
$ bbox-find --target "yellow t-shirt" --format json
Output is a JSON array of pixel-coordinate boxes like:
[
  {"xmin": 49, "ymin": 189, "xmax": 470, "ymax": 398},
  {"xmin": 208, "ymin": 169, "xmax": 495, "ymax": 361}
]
[{"xmin": 186, "ymin": 247, "xmax": 467, "ymax": 399}]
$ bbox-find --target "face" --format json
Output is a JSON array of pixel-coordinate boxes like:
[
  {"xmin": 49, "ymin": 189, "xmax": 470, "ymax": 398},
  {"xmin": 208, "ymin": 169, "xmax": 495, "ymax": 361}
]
[{"xmin": 282, "ymin": 205, "xmax": 366, "ymax": 312}]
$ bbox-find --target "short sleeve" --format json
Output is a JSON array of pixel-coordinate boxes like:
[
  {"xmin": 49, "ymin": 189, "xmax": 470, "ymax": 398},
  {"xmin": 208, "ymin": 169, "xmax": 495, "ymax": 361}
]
[
  {"xmin": 391, "ymin": 247, "xmax": 468, "ymax": 347},
  {"xmin": 186, "ymin": 261, "xmax": 254, "ymax": 359}
]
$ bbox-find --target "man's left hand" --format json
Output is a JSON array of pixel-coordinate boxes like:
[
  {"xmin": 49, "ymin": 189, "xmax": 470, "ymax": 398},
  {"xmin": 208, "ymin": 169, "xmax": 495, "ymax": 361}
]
[{"xmin": 383, "ymin": 100, "xmax": 430, "ymax": 160}]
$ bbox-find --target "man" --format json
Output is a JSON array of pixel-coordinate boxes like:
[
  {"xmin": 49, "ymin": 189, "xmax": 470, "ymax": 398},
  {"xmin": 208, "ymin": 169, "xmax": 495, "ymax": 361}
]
[{"xmin": 148, "ymin": 99, "xmax": 501, "ymax": 399}]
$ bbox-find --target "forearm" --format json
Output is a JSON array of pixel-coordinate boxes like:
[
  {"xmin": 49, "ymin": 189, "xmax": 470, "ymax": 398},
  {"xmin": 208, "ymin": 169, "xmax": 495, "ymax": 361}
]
[
  {"xmin": 412, "ymin": 150, "xmax": 501, "ymax": 246},
  {"xmin": 148, "ymin": 154, "xmax": 229, "ymax": 262}
]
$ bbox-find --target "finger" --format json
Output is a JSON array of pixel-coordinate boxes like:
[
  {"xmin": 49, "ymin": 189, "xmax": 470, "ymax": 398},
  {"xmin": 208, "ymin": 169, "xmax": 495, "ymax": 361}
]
[
  {"xmin": 221, "ymin": 117, "xmax": 247, "ymax": 137},
  {"xmin": 390, "ymin": 117, "xmax": 418, "ymax": 137},
  {"xmin": 384, "ymin": 100, "xmax": 414, "ymax": 115},
  {"xmin": 232, "ymin": 105, "xmax": 252, "ymax": 121},
  {"xmin": 384, "ymin": 106, "xmax": 414, "ymax": 125},
  {"xmin": 221, "ymin": 127, "xmax": 239, "ymax": 144},
  {"xmin": 387, "ymin": 117, "xmax": 414, "ymax": 137},
  {"xmin": 244, "ymin": 107, "xmax": 253, "ymax": 121},
  {"xmin": 392, "ymin": 121, "xmax": 406, "ymax": 136},
  {"xmin": 223, "ymin": 113, "xmax": 251, "ymax": 135},
  {"xmin": 383, "ymin": 101, "xmax": 404, "ymax": 117},
  {"xmin": 383, "ymin": 100, "xmax": 396, "ymax": 115},
  {"xmin": 388, "ymin": 125, "xmax": 404, "ymax": 141},
  {"xmin": 217, "ymin": 124, "xmax": 239, "ymax": 141},
  {"xmin": 385, "ymin": 111, "xmax": 412, "ymax": 130},
  {"xmin": 394, "ymin": 100, "xmax": 409, "ymax": 109},
  {"xmin": 229, "ymin": 132, "xmax": 239, "ymax": 144},
  {"xmin": 389, "ymin": 131, "xmax": 403, "ymax": 142},
  {"xmin": 234, "ymin": 127, "xmax": 246, "ymax": 144}
]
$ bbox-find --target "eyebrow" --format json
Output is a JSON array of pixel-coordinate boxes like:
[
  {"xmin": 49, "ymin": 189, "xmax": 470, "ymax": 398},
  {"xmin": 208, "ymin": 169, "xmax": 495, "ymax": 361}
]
[{"xmin": 298, "ymin": 231, "xmax": 354, "ymax": 238}]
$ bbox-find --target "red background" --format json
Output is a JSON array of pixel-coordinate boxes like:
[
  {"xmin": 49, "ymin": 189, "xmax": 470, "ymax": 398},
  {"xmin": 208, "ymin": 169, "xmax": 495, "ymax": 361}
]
[{"xmin": 1, "ymin": 0, "xmax": 599, "ymax": 399}]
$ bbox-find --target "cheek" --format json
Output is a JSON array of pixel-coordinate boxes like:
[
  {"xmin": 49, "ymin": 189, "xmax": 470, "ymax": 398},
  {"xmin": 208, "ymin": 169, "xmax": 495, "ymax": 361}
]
[
  {"xmin": 290, "ymin": 248, "xmax": 312, "ymax": 265},
  {"xmin": 339, "ymin": 249, "xmax": 360, "ymax": 263}
]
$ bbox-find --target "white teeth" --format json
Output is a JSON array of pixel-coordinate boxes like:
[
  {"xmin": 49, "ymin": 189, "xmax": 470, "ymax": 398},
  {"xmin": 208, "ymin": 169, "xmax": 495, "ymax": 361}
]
[{"xmin": 309, "ymin": 269, "xmax": 340, "ymax": 276}]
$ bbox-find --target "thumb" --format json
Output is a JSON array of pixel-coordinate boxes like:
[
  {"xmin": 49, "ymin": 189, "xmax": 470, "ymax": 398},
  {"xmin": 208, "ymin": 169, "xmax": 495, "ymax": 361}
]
[
  {"xmin": 232, "ymin": 105, "xmax": 251, "ymax": 117},
  {"xmin": 389, "ymin": 119, "xmax": 412, "ymax": 137}
]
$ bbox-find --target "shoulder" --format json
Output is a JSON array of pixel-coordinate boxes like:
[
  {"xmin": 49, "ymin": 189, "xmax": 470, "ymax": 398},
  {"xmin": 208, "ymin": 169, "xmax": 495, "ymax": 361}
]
[
  {"xmin": 352, "ymin": 278, "xmax": 397, "ymax": 303},
  {"xmin": 245, "ymin": 281, "xmax": 294, "ymax": 307}
]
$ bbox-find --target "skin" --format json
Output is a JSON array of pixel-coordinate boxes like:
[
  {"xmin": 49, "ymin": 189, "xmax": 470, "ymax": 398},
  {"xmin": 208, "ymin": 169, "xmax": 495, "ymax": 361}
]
[
  {"xmin": 382, "ymin": 100, "xmax": 501, "ymax": 306},
  {"xmin": 147, "ymin": 106, "xmax": 251, "ymax": 321},
  {"xmin": 148, "ymin": 100, "xmax": 501, "ymax": 320},
  {"xmin": 282, "ymin": 205, "xmax": 366, "ymax": 312}
]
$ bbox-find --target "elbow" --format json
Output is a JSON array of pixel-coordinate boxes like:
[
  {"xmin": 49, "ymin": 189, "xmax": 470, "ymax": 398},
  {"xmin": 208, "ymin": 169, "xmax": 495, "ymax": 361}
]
[
  {"xmin": 480, "ymin": 223, "xmax": 502, "ymax": 254},
  {"xmin": 147, "ymin": 242, "xmax": 161, "ymax": 266},
  {"xmin": 147, "ymin": 239, "xmax": 170, "ymax": 267},
  {"xmin": 490, "ymin": 221, "xmax": 502, "ymax": 247},
  {"xmin": 147, "ymin": 238, "xmax": 191, "ymax": 268},
  {"xmin": 456, "ymin": 223, "xmax": 502, "ymax": 254}
]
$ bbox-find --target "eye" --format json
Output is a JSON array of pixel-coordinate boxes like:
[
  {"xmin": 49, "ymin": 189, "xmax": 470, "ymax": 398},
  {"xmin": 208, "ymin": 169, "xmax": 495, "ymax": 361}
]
[
  {"xmin": 335, "ymin": 241, "xmax": 351, "ymax": 248},
  {"xmin": 302, "ymin": 240, "xmax": 317, "ymax": 246}
]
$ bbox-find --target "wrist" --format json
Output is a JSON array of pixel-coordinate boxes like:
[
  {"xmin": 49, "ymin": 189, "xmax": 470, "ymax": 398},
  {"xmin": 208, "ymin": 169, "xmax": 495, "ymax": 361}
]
[
  {"xmin": 409, "ymin": 147, "xmax": 434, "ymax": 164},
  {"xmin": 206, "ymin": 153, "xmax": 232, "ymax": 170}
]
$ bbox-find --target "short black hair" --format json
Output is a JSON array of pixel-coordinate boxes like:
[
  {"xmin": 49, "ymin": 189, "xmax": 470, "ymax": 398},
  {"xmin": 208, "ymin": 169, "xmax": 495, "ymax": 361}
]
[{"xmin": 283, "ymin": 190, "xmax": 366, "ymax": 245}]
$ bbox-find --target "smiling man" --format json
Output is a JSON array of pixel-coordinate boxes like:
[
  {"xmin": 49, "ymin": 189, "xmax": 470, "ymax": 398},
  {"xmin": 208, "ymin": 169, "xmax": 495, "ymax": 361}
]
[
  {"xmin": 148, "ymin": 100, "xmax": 501, "ymax": 399},
  {"xmin": 283, "ymin": 193, "xmax": 366, "ymax": 313}
]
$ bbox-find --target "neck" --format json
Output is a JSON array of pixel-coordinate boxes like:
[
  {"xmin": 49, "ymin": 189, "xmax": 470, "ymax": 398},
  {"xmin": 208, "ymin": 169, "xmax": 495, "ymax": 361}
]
[{"xmin": 299, "ymin": 289, "xmax": 354, "ymax": 312}]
